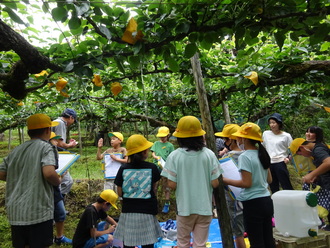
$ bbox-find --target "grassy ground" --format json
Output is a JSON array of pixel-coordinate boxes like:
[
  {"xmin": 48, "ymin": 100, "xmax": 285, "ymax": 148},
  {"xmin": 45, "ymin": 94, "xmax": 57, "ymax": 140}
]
[{"xmin": 0, "ymin": 132, "xmax": 303, "ymax": 247}]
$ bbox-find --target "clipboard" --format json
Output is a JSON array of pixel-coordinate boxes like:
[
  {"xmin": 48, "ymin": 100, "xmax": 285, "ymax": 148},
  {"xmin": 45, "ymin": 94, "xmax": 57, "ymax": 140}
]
[
  {"xmin": 104, "ymin": 153, "xmax": 123, "ymax": 179},
  {"xmin": 219, "ymin": 156, "xmax": 242, "ymax": 200},
  {"xmin": 57, "ymin": 152, "xmax": 80, "ymax": 175}
]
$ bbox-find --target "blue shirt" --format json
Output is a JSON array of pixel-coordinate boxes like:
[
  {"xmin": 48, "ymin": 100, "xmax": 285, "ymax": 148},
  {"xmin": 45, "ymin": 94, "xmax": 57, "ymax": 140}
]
[{"xmin": 237, "ymin": 150, "xmax": 270, "ymax": 201}]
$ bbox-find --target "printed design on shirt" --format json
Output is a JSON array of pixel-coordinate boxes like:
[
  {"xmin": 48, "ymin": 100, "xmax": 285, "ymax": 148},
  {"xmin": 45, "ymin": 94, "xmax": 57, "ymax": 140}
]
[{"xmin": 122, "ymin": 169, "xmax": 152, "ymax": 199}]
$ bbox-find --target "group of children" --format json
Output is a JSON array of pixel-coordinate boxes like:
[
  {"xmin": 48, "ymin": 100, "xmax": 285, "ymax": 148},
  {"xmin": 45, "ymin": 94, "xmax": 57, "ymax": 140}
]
[{"xmin": 52, "ymin": 114, "xmax": 329, "ymax": 248}]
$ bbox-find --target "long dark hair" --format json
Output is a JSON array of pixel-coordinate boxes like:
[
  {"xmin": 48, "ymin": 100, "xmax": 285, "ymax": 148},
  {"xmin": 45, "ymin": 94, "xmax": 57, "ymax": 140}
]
[
  {"xmin": 306, "ymin": 126, "xmax": 325, "ymax": 143},
  {"xmin": 250, "ymin": 139, "xmax": 271, "ymax": 169},
  {"xmin": 177, "ymin": 136, "xmax": 205, "ymax": 151}
]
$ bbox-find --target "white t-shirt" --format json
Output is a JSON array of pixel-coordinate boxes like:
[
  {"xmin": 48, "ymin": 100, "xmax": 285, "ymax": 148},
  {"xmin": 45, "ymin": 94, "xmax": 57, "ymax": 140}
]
[{"xmin": 262, "ymin": 130, "xmax": 292, "ymax": 163}]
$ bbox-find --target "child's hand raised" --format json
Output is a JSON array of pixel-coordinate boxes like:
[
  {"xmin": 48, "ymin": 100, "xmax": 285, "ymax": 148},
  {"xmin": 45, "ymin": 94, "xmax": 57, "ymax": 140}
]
[{"xmin": 98, "ymin": 138, "xmax": 104, "ymax": 148}]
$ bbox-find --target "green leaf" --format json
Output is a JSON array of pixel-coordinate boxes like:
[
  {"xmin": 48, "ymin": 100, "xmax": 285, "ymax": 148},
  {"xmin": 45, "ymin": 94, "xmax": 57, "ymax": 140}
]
[
  {"xmin": 167, "ymin": 57, "xmax": 179, "ymax": 72},
  {"xmin": 42, "ymin": 2, "xmax": 49, "ymax": 13},
  {"xmin": 184, "ymin": 43, "xmax": 197, "ymax": 59},
  {"xmin": 274, "ymin": 31, "xmax": 286, "ymax": 50},
  {"xmin": 310, "ymin": 24, "xmax": 330, "ymax": 46},
  {"xmin": 64, "ymin": 61, "xmax": 74, "ymax": 72},
  {"xmin": 69, "ymin": 16, "xmax": 81, "ymax": 30},
  {"xmin": 115, "ymin": 58, "xmax": 125, "ymax": 74},
  {"xmin": 136, "ymin": 81, "xmax": 143, "ymax": 89},
  {"xmin": 3, "ymin": 7, "xmax": 25, "ymax": 25},
  {"xmin": 128, "ymin": 56, "xmax": 140, "ymax": 69},
  {"xmin": 189, "ymin": 32, "xmax": 199, "ymax": 43},
  {"xmin": 75, "ymin": 2, "xmax": 90, "ymax": 17},
  {"xmin": 2, "ymin": 2, "xmax": 17, "ymax": 9},
  {"xmin": 320, "ymin": 42, "xmax": 330, "ymax": 52},
  {"xmin": 175, "ymin": 22, "xmax": 190, "ymax": 34},
  {"xmin": 99, "ymin": 25, "xmax": 112, "ymax": 40},
  {"xmin": 51, "ymin": 7, "xmax": 68, "ymax": 22}
]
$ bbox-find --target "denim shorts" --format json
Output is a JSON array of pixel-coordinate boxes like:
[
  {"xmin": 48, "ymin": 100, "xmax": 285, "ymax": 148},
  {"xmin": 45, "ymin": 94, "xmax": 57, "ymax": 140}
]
[{"xmin": 54, "ymin": 200, "xmax": 66, "ymax": 222}]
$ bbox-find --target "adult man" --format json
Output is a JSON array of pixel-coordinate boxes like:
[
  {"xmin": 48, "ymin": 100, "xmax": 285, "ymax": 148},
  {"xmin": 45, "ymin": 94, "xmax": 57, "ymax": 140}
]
[
  {"xmin": 52, "ymin": 108, "xmax": 78, "ymax": 198},
  {"xmin": 0, "ymin": 113, "xmax": 60, "ymax": 247}
]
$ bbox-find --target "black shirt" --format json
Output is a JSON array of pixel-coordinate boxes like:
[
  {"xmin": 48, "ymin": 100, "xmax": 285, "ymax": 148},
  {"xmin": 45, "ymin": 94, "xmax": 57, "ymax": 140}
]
[
  {"xmin": 115, "ymin": 161, "xmax": 161, "ymax": 215},
  {"xmin": 72, "ymin": 204, "xmax": 107, "ymax": 248},
  {"xmin": 312, "ymin": 143, "xmax": 330, "ymax": 190}
]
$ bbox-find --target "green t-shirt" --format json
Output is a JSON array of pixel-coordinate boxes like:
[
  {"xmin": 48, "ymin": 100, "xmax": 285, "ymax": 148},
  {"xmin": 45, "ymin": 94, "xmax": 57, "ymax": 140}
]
[
  {"xmin": 161, "ymin": 147, "xmax": 222, "ymax": 216},
  {"xmin": 151, "ymin": 141, "xmax": 174, "ymax": 164}
]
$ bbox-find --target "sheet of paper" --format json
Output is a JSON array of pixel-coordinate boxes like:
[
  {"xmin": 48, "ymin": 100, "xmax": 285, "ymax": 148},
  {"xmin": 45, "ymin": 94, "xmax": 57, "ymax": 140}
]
[
  {"xmin": 219, "ymin": 156, "xmax": 242, "ymax": 199},
  {"xmin": 104, "ymin": 153, "xmax": 123, "ymax": 179},
  {"xmin": 56, "ymin": 153, "xmax": 80, "ymax": 175},
  {"xmin": 159, "ymin": 157, "xmax": 166, "ymax": 169}
]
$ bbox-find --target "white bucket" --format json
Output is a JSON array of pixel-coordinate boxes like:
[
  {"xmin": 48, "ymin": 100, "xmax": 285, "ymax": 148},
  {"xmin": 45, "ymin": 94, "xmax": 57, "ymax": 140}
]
[{"xmin": 271, "ymin": 190, "xmax": 321, "ymax": 238}]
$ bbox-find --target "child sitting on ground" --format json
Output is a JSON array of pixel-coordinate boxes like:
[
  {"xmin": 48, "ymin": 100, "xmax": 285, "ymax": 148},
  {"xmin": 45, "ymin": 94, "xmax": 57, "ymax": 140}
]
[
  {"xmin": 151, "ymin": 126, "xmax": 174, "ymax": 213},
  {"xmin": 72, "ymin": 189, "xmax": 118, "ymax": 248},
  {"xmin": 97, "ymin": 132, "xmax": 128, "ymax": 190}
]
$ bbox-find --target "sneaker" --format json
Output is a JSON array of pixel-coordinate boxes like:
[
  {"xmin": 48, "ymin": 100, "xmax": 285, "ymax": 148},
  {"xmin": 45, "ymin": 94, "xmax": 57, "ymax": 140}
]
[
  {"xmin": 54, "ymin": 236, "xmax": 72, "ymax": 245},
  {"xmin": 321, "ymin": 225, "xmax": 330, "ymax": 231},
  {"xmin": 162, "ymin": 202, "xmax": 170, "ymax": 213}
]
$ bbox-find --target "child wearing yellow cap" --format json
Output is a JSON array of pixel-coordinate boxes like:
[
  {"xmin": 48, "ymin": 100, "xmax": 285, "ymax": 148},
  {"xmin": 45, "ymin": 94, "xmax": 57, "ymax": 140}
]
[
  {"xmin": 161, "ymin": 116, "xmax": 222, "ymax": 248},
  {"xmin": 97, "ymin": 132, "xmax": 128, "ymax": 191},
  {"xmin": 223, "ymin": 122, "xmax": 275, "ymax": 248},
  {"xmin": 151, "ymin": 126, "xmax": 174, "ymax": 213},
  {"xmin": 113, "ymin": 134, "xmax": 162, "ymax": 248}
]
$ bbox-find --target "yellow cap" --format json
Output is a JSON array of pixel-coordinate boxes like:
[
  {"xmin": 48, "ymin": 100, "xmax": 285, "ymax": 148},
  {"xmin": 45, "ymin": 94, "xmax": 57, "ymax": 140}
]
[
  {"xmin": 100, "ymin": 189, "xmax": 118, "ymax": 209},
  {"xmin": 232, "ymin": 122, "xmax": 262, "ymax": 141},
  {"xmin": 215, "ymin": 124, "xmax": 240, "ymax": 140},
  {"xmin": 108, "ymin": 132, "xmax": 124, "ymax": 142},
  {"xmin": 50, "ymin": 132, "xmax": 61, "ymax": 140},
  {"xmin": 126, "ymin": 134, "xmax": 153, "ymax": 156},
  {"xmin": 289, "ymin": 138, "xmax": 306, "ymax": 155},
  {"xmin": 27, "ymin": 114, "xmax": 59, "ymax": 130},
  {"xmin": 173, "ymin": 116, "xmax": 206, "ymax": 138},
  {"xmin": 156, "ymin": 126, "xmax": 170, "ymax": 137}
]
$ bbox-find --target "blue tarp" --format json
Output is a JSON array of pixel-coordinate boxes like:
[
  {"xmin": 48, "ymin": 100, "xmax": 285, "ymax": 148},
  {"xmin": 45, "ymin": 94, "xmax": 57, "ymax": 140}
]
[{"xmin": 156, "ymin": 219, "xmax": 223, "ymax": 248}]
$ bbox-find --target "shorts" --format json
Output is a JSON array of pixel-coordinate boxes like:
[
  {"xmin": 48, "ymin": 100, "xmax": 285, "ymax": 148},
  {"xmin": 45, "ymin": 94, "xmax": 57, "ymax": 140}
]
[
  {"xmin": 11, "ymin": 219, "xmax": 53, "ymax": 247},
  {"xmin": 54, "ymin": 200, "xmax": 66, "ymax": 222},
  {"xmin": 83, "ymin": 221, "xmax": 111, "ymax": 248},
  {"xmin": 104, "ymin": 179, "xmax": 117, "ymax": 192}
]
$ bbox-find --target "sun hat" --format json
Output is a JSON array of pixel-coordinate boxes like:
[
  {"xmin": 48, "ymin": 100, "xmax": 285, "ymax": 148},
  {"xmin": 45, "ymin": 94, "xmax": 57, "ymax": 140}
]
[
  {"xmin": 289, "ymin": 138, "xmax": 306, "ymax": 155},
  {"xmin": 268, "ymin": 113, "xmax": 283, "ymax": 124},
  {"xmin": 108, "ymin": 132, "xmax": 124, "ymax": 142},
  {"xmin": 156, "ymin": 126, "xmax": 170, "ymax": 137},
  {"xmin": 62, "ymin": 108, "xmax": 77, "ymax": 122},
  {"xmin": 27, "ymin": 114, "xmax": 59, "ymax": 130},
  {"xmin": 126, "ymin": 134, "xmax": 153, "ymax": 156},
  {"xmin": 215, "ymin": 124, "xmax": 240, "ymax": 140},
  {"xmin": 232, "ymin": 122, "xmax": 263, "ymax": 141},
  {"xmin": 100, "ymin": 189, "xmax": 118, "ymax": 209},
  {"xmin": 50, "ymin": 132, "xmax": 61, "ymax": 140},
  {"xmin": 173, "ymin": 116, "xmax": 206, "ymax": 138}
]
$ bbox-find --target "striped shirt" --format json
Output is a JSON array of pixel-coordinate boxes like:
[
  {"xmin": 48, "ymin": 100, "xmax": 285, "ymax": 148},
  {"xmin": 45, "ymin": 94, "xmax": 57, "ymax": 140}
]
[{"xmin": 0, "ymin": 139, "xmax": 56, "ymax": 225}]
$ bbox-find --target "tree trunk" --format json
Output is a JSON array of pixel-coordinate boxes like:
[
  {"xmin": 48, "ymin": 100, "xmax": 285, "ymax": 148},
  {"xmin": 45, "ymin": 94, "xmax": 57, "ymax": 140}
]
[
  {"xmin": 190, "ymin": 53, "xmax": 234, "ymax": 248},
  {"xmin": 8, "ymin": 128, "xmax": 12, "ymax": 150},
  {"xmin": 222, "ymin": 101, "xmax": 231, "ymax": 124}
]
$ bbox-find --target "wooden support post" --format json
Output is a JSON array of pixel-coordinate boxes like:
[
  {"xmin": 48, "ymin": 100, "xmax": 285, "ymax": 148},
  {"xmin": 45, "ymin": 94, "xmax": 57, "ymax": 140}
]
[{"xmin": 190, "ymin": 53, "xmax": 235, "ymax": 248}]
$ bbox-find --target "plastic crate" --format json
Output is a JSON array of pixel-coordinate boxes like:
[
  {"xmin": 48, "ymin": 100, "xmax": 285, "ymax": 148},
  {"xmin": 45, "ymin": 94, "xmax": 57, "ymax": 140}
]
[{"xmin": 274, "ymin": 229, "xmax": 330, "ymax": 248}]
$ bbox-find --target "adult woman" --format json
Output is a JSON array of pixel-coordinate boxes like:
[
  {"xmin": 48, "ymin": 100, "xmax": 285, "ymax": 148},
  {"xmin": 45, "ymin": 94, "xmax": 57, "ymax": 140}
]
[
  {"xmin": 301, "ymin": 126, "xmax": 330, "ymax": 231},
  {"xmin": 262, "ymin": 113, "xmax": 293, "ymax": 193},
  {"xmin": 223, "ymin": 122, "xmax": 275, "ymax": 248}
]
